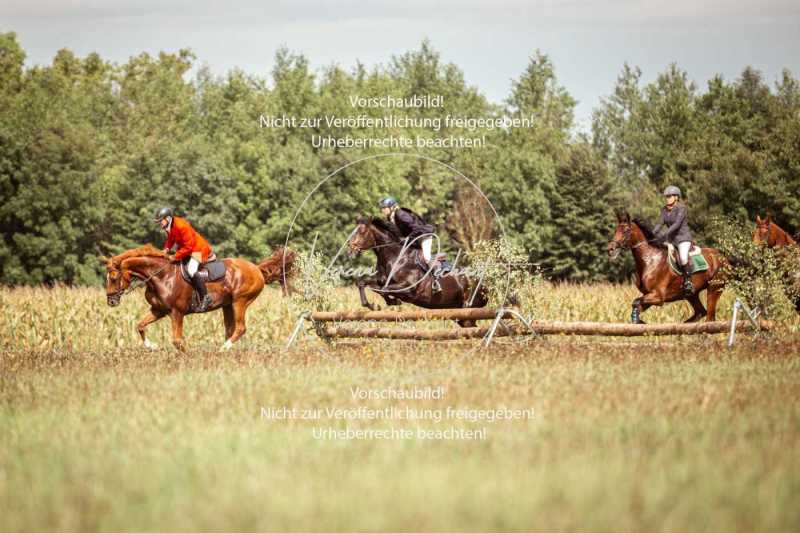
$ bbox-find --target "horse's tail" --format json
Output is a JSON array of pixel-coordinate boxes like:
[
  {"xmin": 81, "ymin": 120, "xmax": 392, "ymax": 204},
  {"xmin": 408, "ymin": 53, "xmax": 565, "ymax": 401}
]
[{"xmin": 258, "ymin": 247, "xmax": 297, "ymax": 290}]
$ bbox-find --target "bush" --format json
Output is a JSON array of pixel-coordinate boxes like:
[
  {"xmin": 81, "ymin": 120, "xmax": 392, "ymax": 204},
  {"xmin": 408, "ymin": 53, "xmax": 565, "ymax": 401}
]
[{"xmin": 707, "ymin": 216, "xmax": 799, "ymax": 319}]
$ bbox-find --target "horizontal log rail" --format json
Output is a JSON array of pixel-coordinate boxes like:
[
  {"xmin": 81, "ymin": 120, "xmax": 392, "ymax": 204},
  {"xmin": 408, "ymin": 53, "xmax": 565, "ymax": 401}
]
[
  {"xmin": 310, "ymin": 308, "xmax": 510, "ymax": 322},
  {"xmin": 321, "ymin": 319, "xmax": 772, "ymax": 340}
]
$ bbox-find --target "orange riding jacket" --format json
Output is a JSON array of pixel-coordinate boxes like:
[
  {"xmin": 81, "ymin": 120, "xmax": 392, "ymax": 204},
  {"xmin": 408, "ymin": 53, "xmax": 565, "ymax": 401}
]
[{"xmin": 163, "ymin": 216, "xmax": 212, "ymax": 262}]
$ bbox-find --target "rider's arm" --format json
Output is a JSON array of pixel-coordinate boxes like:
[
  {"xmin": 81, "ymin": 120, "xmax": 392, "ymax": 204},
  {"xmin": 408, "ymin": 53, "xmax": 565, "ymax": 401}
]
[
  {"xmin": 173, "ymin": 222, "xmax": 196, "ymax": 260},
  {"xmin": 163, "ymin": 228, "xmax": 175, "ymax": 252},
  {"xmin": 396, "ymin": 210, "xmax": 431, "ymax": 239}
]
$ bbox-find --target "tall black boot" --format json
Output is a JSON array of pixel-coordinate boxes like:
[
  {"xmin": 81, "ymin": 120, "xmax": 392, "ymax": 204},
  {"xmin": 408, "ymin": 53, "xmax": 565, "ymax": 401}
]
[
  {"xmin": 681, "ymin": 263, "xmax": 694, "ymax": 296},
  {"xmin": 192, "ymin": 274, "xmax": 212, "ymax": 312}
]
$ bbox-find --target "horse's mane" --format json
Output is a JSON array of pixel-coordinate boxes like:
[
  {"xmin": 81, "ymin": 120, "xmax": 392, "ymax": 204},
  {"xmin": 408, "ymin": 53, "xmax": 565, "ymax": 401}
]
[
  {"xmin": 632, "ymin": 217, "xmax": 657, "ymax": 240},
  {"xmin": 108, "ymin": 244, "xmax": 166, "ymax": 267},
  {"xmin": 358, "ymin": 216, "xmax": 402, "ymax": 241}
]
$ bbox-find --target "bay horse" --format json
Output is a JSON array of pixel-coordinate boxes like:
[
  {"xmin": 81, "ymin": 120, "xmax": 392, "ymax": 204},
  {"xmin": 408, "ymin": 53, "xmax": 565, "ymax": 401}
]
[
  {"xmin": 103, "ymin": 245, "xmax": 295, "ymax": 350},
  {"xmin": 347, "ymin": 217, "xmax": 488, "ymax": 327},
  {"xmin": 607, "ymin": 212, "xmax": 725, "ymax": 323},
  {"xmin": 752, "ymin": 215, "xmax": 800, "ymax": 313}
]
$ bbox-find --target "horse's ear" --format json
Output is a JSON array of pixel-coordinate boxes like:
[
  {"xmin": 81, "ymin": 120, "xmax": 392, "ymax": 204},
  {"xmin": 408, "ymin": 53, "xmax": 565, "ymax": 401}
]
[
  {"xmin": 765, "ymin": 215, "xmax": 772, "ymax": 224},
  {"xmin": 755, "ymin": 215, "xmax": 761, "ymax": 223},
  {"xmin": 624, "ymin": 212, "xmax": 631, "ymax": 223},
  {"xmin": 99, "ymin": 256, "xmax": 110, "ymax": 264}
]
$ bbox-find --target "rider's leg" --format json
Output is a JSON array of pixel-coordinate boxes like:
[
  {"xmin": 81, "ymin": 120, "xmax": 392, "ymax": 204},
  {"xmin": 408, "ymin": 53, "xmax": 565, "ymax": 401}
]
[
  {"xmin": 188, "ymin": 253, "xmax": 212, "ymax": 311},
  {"xmin": 678, "ymin": 241, "xmax": 693, "ymax": 295},
  {"xmin": 420, "ymin": 236, "xmax": 441, "ymax": 293}
]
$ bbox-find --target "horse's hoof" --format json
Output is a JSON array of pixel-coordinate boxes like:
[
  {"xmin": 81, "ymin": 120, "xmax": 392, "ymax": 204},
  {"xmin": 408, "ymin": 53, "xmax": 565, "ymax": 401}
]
[
  {"xmin": 220, "ymin": 339, "xmax": 233, "ymax": 351},
  {"xmin": 143, "ymin": 339, "xmax": 159, "ymax": 351}
]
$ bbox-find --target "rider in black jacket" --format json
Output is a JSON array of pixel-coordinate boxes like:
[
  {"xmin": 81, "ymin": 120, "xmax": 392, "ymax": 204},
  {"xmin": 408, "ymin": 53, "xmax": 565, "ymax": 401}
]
[{"xmin": 379, "ymin": 196, "xmax": 441, "ymax": 293}]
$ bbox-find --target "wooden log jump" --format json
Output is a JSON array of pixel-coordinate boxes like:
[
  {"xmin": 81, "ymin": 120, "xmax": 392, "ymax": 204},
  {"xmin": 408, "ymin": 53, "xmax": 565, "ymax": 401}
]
[
  {"xmin": 321, "ymin": 319, "xmax": 772, "ymax": 340},
  {"xmin": 284, "ymin": 304, "xmax": 773, "ymax": 347},
  {"xmin": 310, "ymin": 308, "xmax": 508, "ymax": 322}
]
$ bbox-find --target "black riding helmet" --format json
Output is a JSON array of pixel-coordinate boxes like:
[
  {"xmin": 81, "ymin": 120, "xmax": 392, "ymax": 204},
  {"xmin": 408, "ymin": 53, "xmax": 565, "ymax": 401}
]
[{"xmin": 154, "ymin": 207, "xmax": 174, "ymax": 223}]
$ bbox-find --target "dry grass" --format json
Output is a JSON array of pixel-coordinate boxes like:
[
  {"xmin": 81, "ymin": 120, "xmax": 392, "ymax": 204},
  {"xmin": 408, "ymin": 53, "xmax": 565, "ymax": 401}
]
[{"xmin": 1, "ymin": 283, "xmax": 799, "ymax": 532}]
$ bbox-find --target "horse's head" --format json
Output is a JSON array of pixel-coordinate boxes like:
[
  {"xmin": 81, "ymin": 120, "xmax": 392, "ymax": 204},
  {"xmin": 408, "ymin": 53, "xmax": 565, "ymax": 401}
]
[
  {"xmin": 347, "ymin": 217, "xmax": 379, "ymax": 258},
  {"xmin": 607, "ymin": 211, "xmax": 633, "ymax": 260},
  {"xmin": 102, "ymin": 257, "xmax": 132, "ymax": 307},
  {"xmin": 753, "ymin": 215, "xmax": 773, "ymax": 246},
  {"xmin": 348, "ymin": 217, "xmax": 401, "ymax": 258},
  {"xmin": 100, "ymin": 245, "xmax": 168, "ymax": 306}
]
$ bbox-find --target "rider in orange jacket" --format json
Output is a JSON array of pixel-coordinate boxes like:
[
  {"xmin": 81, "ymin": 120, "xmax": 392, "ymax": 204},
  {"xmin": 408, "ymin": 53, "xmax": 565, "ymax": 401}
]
[{"xmin": 154, "ymin": 207, "xmax": 214, "ymax": 312}]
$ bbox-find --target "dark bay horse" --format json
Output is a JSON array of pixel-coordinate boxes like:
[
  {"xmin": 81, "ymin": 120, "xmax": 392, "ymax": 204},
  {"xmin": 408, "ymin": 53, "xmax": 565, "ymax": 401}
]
[
  {"xmin": 347, "ymin": 217, "xmax": 487, "ymax": 327},
  {"xmin": 607, "ymin": 212, "xmax": 725, "ymax": 323},
  {"xmin": 103, "ymin": 245, "xmax": 295, "ymax": 350},
  {"xmin": 753, "ymin": 215, "xmax": 800, "ymax": 313}
]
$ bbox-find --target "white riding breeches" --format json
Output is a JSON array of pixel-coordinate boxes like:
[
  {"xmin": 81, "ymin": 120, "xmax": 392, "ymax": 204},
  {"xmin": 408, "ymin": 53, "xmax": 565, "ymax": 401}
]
[
  {"xmin": 186, "ymin": 257, "xmax": 200, "ymax": 277},
  {"xmin": 678, "ymin": 241, "xmax": 691, "ymax": 266},
  {"xmin": 420, "ymin": 237, "xmax": 433, "ymax": 262}
]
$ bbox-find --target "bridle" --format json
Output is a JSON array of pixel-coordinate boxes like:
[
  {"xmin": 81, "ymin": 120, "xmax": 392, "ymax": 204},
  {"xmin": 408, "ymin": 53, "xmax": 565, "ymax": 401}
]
[
  {"xmin": 609, "ymin": 221, "xmax": 651, "ymax": 253},
  {"xmin": 349, "ymin": 223, "xmax": 405, "ymax": 253}
]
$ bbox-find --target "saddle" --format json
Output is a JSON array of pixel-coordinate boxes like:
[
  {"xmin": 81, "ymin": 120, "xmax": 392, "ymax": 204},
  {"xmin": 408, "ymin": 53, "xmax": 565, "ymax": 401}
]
[
  {"xmin": 180, "ymin": 254, "xmax": 227, "ymax": 283},
  {"xmin": 665, "ymin": 243, "xmax": 708, "ymax": 275}
]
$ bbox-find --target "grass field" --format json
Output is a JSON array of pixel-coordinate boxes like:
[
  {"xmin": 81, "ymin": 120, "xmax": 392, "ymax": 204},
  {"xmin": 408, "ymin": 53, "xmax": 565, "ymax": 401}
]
[{"xmin": 1, "ymin": 284, "xmax": 799, "ymax": 532}]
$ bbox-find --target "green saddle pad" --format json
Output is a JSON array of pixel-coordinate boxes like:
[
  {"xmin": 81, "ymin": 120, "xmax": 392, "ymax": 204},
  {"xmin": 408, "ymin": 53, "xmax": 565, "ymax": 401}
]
[{"xmin": 666, "ymin": 244, "xmax": 709, "ymax": 275}]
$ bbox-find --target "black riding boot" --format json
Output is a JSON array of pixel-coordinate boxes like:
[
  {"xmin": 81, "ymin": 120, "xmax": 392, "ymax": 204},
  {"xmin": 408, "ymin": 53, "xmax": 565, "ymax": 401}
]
[
  {"xmin": 681, "ymin": 263, "xmax": 694, "ymax": 296},
  {"xmin": 192, "ymin": 274, "xmax": 212, "ymax": 312}
]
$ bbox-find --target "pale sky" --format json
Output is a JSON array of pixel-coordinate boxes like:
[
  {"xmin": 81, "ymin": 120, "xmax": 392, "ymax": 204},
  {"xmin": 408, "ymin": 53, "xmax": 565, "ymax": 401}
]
[{"xmin": 3, "ymin": 0, "xmax": 799, "ymax": 129}]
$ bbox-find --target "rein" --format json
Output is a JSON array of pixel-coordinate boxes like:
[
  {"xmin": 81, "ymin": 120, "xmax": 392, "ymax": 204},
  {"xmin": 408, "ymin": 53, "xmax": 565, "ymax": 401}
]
[{"xmin": 120, "ymin": 262, "xmax": 172, "ymax": 297}]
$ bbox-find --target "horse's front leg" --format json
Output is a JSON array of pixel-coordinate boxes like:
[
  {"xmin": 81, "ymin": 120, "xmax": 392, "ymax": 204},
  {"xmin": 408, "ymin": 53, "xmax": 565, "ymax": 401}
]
[
  {"xmin": 137, "ymin": 309, "xmax": 166, "ymax": 350},
  {"xmin": 631, "ymin": 297, "xmax": 652, "ymax": 324},
  {"xmin": 381, "ymin": 294, "xmax": 401, "ymax": 306},
  {"xmin": 358, "ymin": 279, "xmax": 386, "ymax": 311},
  {"xmin": 169, "ymin": 310, "xmax": 186, "ymax": 352}
]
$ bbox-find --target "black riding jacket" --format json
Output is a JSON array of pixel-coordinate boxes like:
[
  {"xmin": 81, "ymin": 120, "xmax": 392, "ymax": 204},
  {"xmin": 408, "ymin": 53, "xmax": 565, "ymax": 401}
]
[
  {"xmin": 653, "ymin": 203, "xmax": 693, "ymax": 245},
  {"xmin": 391, "ymin": 208, "xmax": 436, "ymax": 248}
]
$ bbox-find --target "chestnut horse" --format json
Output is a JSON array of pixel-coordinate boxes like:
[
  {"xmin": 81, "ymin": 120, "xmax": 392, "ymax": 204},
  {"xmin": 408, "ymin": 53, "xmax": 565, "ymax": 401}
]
[
  {"xmin": 607, "ymin": 212, "xmax": 725, "ymax": 323},
  {"xmin": 103, "ymin": 245, "xmax": 295, "ymax": 350},
  {"xmin": 753, "ymin": 215, "xmax": 797, "ymax": 247},
  {"xmin": 347, "ymin": 217, "xmax": 488, "ymax": 327},
  {"xmin": 752, "ymin": 215, "xmax": 800, "ymax": 313}
]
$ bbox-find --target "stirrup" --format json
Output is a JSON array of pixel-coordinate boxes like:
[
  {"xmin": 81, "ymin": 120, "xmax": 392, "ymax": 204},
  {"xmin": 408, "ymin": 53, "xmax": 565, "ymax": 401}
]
[{"xmin": 431, "ymin": 278, "xmax": 442, "ymax": 294}]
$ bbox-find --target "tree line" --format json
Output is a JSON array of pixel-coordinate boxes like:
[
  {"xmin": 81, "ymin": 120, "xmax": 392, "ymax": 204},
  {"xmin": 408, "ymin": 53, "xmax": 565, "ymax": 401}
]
[{"xmin": 0, "ymin": 32, "xmax": 797, "ymax": 285}]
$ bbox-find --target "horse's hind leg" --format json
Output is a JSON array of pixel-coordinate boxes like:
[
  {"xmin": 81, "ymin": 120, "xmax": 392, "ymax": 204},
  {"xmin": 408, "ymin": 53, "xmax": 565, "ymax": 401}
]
[
  {"xmin": 706, "ymin": 285, "xmax": 724, "ymax": 321},
  {"xmin": 169, "ymin": 311, "xmax": 186, "ymax": 352},
  {"xmin": 685, "ymin": 294, "xmax": 707, "ymax": 323},
  {"xmin": 222, "ymin": 297, "xmax": 255, "ymax": 350}
]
